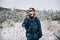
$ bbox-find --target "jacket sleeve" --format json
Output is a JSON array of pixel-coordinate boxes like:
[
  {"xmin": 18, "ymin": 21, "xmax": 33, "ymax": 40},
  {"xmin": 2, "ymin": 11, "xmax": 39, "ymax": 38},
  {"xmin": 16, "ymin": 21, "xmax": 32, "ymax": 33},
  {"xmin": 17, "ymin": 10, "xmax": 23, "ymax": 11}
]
[
  {"xmin": 22, "ymin": 18, "xmax": 29, "ymax": 27},
  {"xmin": 37, "ymin": 18, "xmax": 42, "ymax": 38}
]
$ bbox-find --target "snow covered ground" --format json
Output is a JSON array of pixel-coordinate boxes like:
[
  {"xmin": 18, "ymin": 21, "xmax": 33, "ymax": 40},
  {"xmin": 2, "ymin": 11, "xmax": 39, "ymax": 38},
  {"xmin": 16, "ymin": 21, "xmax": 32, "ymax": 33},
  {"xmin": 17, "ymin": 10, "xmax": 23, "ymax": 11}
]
[{"xmin": 0, "ymin": 20, "xmax": 60, "ymax": 40}]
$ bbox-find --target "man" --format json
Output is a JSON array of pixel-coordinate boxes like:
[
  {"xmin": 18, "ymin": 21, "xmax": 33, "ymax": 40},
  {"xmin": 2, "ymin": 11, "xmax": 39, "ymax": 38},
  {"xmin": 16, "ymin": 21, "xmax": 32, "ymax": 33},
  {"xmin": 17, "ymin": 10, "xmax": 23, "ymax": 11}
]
[{"xmin": 22, "ymin": 7, "xmax": 42, "ymax": 40}]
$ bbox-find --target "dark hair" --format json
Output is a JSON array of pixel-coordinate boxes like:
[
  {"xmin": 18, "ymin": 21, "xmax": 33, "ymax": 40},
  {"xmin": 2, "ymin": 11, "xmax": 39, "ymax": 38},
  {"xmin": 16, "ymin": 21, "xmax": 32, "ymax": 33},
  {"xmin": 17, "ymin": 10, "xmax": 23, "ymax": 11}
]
[{"xmin": 29, "ymin": 7, "xmax": 35, "ymax": 12}]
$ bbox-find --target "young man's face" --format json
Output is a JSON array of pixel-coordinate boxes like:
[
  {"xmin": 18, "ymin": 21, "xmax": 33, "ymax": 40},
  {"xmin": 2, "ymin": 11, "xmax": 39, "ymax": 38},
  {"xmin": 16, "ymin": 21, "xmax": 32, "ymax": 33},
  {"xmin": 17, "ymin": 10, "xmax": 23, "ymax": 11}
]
[{"xmin": 28, "ymin": 9, "xmax": 35, "ymax": 18}]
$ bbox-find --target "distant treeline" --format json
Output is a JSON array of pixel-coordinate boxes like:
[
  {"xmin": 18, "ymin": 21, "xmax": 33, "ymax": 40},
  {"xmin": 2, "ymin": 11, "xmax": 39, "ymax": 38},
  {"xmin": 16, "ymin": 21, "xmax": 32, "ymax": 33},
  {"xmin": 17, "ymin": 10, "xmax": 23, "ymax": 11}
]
[{"xmin": 0, "ymin": 7, "xmax": 60, "ymax": 23}]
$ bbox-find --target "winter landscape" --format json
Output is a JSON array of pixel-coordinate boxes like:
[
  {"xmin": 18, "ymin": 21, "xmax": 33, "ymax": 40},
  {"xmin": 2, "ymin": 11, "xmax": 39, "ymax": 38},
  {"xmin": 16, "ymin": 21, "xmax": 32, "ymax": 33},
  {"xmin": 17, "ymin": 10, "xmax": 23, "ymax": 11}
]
[{"xmin": 0, "ymin": 7, "xmax": 60, "ymax": 40}]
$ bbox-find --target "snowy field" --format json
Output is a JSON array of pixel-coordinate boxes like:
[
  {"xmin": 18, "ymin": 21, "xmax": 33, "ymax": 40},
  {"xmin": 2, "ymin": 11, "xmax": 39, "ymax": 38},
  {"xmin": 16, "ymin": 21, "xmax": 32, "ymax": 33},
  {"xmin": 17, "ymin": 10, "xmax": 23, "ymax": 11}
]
[
  {"xmin": 0, "ymin": 7, "xmax": 60, "ymax": 40},
  {"xmin": 0, "ymin": 20, "xmax": 60, "ymax": 40}
]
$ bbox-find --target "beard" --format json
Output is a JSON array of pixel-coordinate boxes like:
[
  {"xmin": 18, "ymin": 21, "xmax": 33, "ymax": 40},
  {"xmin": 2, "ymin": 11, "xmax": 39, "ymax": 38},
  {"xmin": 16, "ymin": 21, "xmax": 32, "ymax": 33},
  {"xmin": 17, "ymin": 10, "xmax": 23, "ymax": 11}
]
[{"xmin": 29, "ymin": 15, "xmax": 34, "ymax": 19}]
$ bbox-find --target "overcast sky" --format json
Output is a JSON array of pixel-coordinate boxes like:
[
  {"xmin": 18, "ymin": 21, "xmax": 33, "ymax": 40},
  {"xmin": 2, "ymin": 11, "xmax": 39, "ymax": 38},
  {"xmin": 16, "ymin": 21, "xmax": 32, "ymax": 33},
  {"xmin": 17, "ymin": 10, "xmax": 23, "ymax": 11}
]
[{"xmin": 0, "ymin": 0, "xmax": 60, "ymax": 10}]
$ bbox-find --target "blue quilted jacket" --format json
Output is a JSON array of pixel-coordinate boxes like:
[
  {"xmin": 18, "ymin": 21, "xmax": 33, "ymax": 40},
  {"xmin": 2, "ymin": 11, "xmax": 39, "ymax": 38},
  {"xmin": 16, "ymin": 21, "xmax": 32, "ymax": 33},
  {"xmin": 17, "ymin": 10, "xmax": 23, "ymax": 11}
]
[{"xmin": 22, "ymin": 17, "xmax": 42, "ymax": 39}]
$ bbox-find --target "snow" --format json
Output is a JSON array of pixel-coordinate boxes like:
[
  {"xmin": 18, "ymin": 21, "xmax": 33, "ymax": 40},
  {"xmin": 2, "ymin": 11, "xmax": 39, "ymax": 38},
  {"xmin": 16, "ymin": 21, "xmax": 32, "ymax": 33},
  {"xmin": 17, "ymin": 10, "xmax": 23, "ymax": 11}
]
[{"xmin": 0, "ymin": 20, "xmax": 60, "ymax": 40}]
